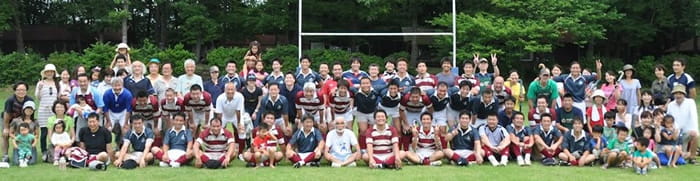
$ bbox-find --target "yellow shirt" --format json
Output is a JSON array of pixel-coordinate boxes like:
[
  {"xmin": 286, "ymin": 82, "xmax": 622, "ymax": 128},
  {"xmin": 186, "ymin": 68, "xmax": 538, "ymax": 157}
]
[{"xmin": 504, "ymin": 81, "xmax": 525, "ymax": 111}]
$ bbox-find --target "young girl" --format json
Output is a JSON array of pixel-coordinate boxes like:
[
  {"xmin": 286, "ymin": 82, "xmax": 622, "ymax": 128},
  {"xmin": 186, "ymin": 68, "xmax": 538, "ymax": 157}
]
[
  {"xmin": 642, "ymin": 127, "xmax": 661, "ymax": 168},
  {"xmin": 111, "ymin": 43, "xmax": 132, "ymax": 73},
  {"xmin": 59, "ymin": 70, "xmax": 73, "ymax": 96},
  {"xmin": 14, "ymin": 123, "xmax": 35, "ymax": 168},
  {"xmin": 250, "ymin": 61, "xmax": 268, "ymax": 87},
  {"xmin": 615, "ymin": 99, "xmax": 632, "ymax": 129},
  {"xmin": 600, "ymin": 71, "xmax": 621, "ymax": 111},
  {"xmin": 90, "ymin": 67, "xmax": 102, "ymax": 89},
  {"xmin": 50, "ymin": 121, "xmax": 71, "ymax": 165},
  {"xmin": 242, "ymin": 41, "xmax": 262, "ymax": 77},
  {"xmin": 656, "ymin": 115, "xmax": 681, "ymax": 167},
  {"xmin": 47, "ymin": 101, "xmax": 74, "ymax": 145},
  {"xmin": 587, "ymin": 90, "xmax": 607, "ymax": 132}
]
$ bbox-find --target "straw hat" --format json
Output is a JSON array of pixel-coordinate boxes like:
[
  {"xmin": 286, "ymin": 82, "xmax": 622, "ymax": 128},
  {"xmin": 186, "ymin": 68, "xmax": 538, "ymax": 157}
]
[
  {"xmin": 115, "ymin": 43, "xmax": 130, "ymax": 52},
  {"xmin": 591, "ymin": 90, "xmax": 606, "ymax": 101},
  {"xmin": 672, "ymin": 84, "xmax": 687, "ymax": 95}
]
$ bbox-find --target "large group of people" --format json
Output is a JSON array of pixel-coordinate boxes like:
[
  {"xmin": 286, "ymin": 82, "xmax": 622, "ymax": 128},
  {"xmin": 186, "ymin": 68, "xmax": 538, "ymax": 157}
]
[{"xmin": 0, "ymin": 42, "xmax": 697, "ymax": 175}]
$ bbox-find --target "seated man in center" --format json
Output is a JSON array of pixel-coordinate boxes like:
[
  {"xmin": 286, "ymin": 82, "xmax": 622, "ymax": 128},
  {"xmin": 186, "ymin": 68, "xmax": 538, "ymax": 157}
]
[
  {"xmin": 193, "ymin": 117, "xmax": 236, "ymax": 169},
  {"xmin": 286, "ymin": 115, "xmax": 325, "ymax": 168},
  {"xmin": 151, "ymin": 112, "xmax": 193, "ymax": 168},
  {"xmin": 404, "ymin": 113, "xmax": 444, "ymax": 166},
  {"xmin": 324, "ymin": 117, "xmax": 361, "ymax": 168},
  {"xmin": 114, "ymin": 115, "xmax": 154, "ymax": 169}
]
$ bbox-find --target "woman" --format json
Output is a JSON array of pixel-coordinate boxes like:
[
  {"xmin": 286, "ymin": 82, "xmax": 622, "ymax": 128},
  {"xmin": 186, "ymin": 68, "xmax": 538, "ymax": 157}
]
[
  {"xmin": 551, "ymin": 64, "xmax": 565, "ymax": 108},
  {"xmin": 35, "ymin": 64, "xmax": 60, "ymax": 161},
  {"xmin": 504, "ymin": 70, "xmax": 525, "ymax": 112},
  {"xmin": 147, "ymin": 58, "xmax": 162, "ymax": 87},
  {"xmin": 70, "ymin": 65, "xmax": 86, "ymax": 88},
  {"xmin": 124, "ymin": 61, "xmax": 154, "ymax": 95},
  {"xmin": 620, "ymin": 64, "xmax": 641, "ymax": 113},
  {"xmin": 97, "ymin": 69, "xmax": 115, "ymax": 96},
  {"xmin": 1, "ymin": 82, "xmax": 34, "ymax": 162},
  {"xmin": 89, "ymin": 67, "xmax": 101, "ymax": 90},
  {"xmin": 600, "ymin": 71, "xmax": 621, "ymax": 111},
  {"xmin": 251, "ymin": 61, "xmax": 268, "ymax": 87},
  {"xmin": 154, "ymin": 62, "xmax": 178, "ymax": 100},
  {"xmin": 651, "ymin": 64, "xmax": 671, "ymax": 101}
]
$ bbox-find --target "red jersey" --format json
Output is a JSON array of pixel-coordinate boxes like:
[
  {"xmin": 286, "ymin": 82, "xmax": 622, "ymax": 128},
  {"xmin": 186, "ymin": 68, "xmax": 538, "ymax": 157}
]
[
  {"xmin": 329, "ymin": 90, "xmax": 353, "ymax": 114},
  {"xmin": 251, "ymin": 124, "xmax": 285, "ymax": 149}
]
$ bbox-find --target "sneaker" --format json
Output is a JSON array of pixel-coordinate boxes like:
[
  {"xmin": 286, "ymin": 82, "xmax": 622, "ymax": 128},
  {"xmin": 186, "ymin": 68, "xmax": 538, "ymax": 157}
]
[
  {"xmin": 456, "ymin": 158, "xmax": 468, "ymax": 166},
  {"xmin": 524, "ymin": 158, "xmax": 532, "ymax": 166},
  {"xmin": 310, "ymin": 161, "xmax": 320, "ymax": 167},
  {"xmin": 430, "ymin": 161, "xmax": 442, "ymax": 166},
  {"xmin": 488, "ymin": 156, "xmax": 499, "ymax": 167},
  {"xmin": 169, "ymin": 161, "xmax": 180, "ymax": 168},
  {"xmin": 238, "ymin": 154, "xmax": 245, "ymax": 161},
  {"xmin": 53, "ymin": 161, "xmax": 59, "ymax": 166},
  {"xmin": 635, "ymin": 167, "xmax": 641, "ymax": 175},
  {"xmin": 42, "ymin": 154, "xmax": 48, "ymax": 162},
  {"xmin": 517, "ymin": 156, "xmax": 524, "ymax": 166},
  {"xmin": 1, "ymin": 155, "xmax": 8, "ymax": 162},
  {"xmin": 245, "ymin": 162, "xmax": 256, "ymax": 167},
  {"xmin": 159, "ymin": 161, "xmax": 169, "ymax": 167},
  {"xmin": 331, "ymin": 162, "xmax": 341, "ymax": 168},
  {"xmin": 293, "ymin": 162, "xmax": 302, "ymax": 168},
  {"xmin": 348, "ymin": 162, "xmax": 357, "ymax": 167},
  {"xmin": 558, "ymin": 160, "xmax": 569, "ymax": 166},
  {"xmin": 19, "ymin": 159, "xmax": 27, "ymax": 168},
  {"xmin": 500, "ymin": 158, "xmax": 508, "ymax": 166},
  {"xmin": 95, "ymin": 162, "xmax": 107, "ymax": 171}
]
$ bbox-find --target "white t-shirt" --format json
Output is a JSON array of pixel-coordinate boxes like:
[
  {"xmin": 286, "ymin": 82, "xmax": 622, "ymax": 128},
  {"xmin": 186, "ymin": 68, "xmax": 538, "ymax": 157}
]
[
  {"xmin": 51, "ymin": 132, "xmax": 72, "ymax": 146},
  {"xmin": 667, "ymin": 99, "xmax": 698, "ymax": 133},
  {"xmin": 325, "ymin": 129, "xmax": 358, "ymax": 155},
  {"xmin": 215, "ymin": 92, "xmax": 245, "ymax": 123}
]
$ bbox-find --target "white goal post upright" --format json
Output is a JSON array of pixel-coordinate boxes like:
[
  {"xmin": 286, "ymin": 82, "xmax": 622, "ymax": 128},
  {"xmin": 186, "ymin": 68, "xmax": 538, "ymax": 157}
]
[{"xmin": 297, "ymin": 0, "xmax": 458, "ymax": 67}]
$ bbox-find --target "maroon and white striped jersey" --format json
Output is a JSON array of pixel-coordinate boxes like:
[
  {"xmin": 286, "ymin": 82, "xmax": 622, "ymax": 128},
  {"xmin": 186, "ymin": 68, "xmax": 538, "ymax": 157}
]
[
  {"xmin": 415, "ymin": 73, "xmax": 437, "ymax": 92},
  {"xmin": 400, "ymin": 94, "xmax": 433, "ymax": 113},
  {"xmin": 196, "ymin": 128, "xmax": 234, "ymax": 153},
  {"xmin": 131, "ymin": 96, "xmax": 160, "ymax": 121},
  {"xmin": 183, "ymin": 91, "xmax": 212, "ymax": 113},
  {"xmin": 295, "ymin": 91, "xmax": 325, "ymax": 115},
  {"xmin": 365, "ymin": 125, "xmax": 399, "ymax": 154},
  {"xmin": 251, "ymin": 124, "xmax": 285, "ymax": 148},
  {"xmin": 160, "ymin": 98, "xmax": 183, "ymax": 118},
  {"xmin": 329, "ymin": 91, "xmax": 353, "ymax": 114},
  {"xmin": 416, "ymin": 126, "xmax": 437, "ymax": 150}
]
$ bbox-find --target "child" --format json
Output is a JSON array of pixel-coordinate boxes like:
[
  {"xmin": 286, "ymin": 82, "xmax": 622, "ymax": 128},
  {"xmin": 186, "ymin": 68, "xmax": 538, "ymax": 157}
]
[
  {"xmin": 50, "ymin": 121, "xmax": 72, "ymax": 166},
  {"xmin": 642, "ymin": 127, "xmax": 661, "ymax": 168},
  {"xmin": 602, "ymin": 125, "xmax": 630, "ymax": 169},
  {"xmin": 634, "ymin": 91, "xmax": 655, "ymax": 121},
  {"xmin": 590, "ymin": 125, "xmax": 608, "ymax": 164},
  {"xmin": 603, "ymin": 112, "xmax": 617, "ymax": 142},
  {"xmin": 533, "ymin": 113, "xmax": 562, "ymax": 166},
  {"xmin": 14, "ymin": 123, "xmax": 36, "ymax": 168},
  {"xmin": 587, "ymin": 90, "xmax": 607, "ymax": 132},
  {"xmin": 633, "ymin": 111, "xmax": 655, "ymax": 140},
  {"xmin": 656, "ymin": 115, "xmax": 681, "ymax": 167},
  {"xmin": 559, "ymin": 118, "xmax": 595, "ymax": 166},
  {"xmin": 69, "ymin": 95, "xmax": 95, "ymax": 119},
  {"xmin": 507, "ymin": 112, "xmax": 533, "ymax": 166},
  {"xmin": 253, "ymin": 123, "xmax": 278, "ymax": 168},
  {"xmin": 615, "ymin": 99, "xmax": 632, "ymax": 129},
  {"xmin": 633, "ymin": 138, "xmax": 653, "ymax": 175}
]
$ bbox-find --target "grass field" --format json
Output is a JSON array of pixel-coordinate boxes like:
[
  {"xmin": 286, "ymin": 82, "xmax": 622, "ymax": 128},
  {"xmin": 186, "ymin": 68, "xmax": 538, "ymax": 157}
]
[{"xmin": 0, "ymin": 86, "xmax": 697, "ymax": 181}]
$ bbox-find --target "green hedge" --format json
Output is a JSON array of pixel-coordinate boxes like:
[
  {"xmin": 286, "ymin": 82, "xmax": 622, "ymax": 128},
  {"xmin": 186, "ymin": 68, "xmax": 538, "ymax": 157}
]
[{"xmin": 0, "ymin": 52, "xmax": 45, "ymax": 85}]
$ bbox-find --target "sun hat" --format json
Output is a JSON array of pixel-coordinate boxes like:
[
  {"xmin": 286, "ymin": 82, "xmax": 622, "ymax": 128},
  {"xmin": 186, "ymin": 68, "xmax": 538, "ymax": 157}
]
[
  {"xmin": 115, "ymin": 43, "xmax": 130, "ymax": 52},
  {"xmin": 622, "ymin": 64, "xmax": 635, "ymax": 72},
  {"xmin": 41, "ymin": 64, "xmax": 58, "ymax": 78},
  {"xmin": 591, "ymin": 90, "xmax": 606, "ymax": 101},
  {"xmin": 671, "ymin": 84, "xmax": 687, "ymax": 95}
]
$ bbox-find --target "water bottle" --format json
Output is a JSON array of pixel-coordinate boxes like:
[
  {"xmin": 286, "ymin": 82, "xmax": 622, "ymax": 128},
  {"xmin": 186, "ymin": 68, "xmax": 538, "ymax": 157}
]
[{"xmin": 58, "ymin": 157, "xmax": 67, "ymax": 170}]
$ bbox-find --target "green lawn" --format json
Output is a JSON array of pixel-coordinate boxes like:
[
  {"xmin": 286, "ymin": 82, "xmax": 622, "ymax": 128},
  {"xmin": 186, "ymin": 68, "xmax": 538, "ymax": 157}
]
[{"xmin": 0, "ymin": 86, "xmax": 697, "ymax": 180}]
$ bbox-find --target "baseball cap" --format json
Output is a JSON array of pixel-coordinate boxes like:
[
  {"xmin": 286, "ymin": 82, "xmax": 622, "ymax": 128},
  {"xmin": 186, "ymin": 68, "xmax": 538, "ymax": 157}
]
[
  {"xmin": 23, "ymin": 101, "xmax": 35, "ymax": 110},
  {"xmin": 148, "ymin": 58, "xmax": 161, "ymax": 65},
  {"xmin": 246, "ymin": 74, "xmax": 257, "ymax": 82},
  {"xmin": 209, "ymin": 66, "xmax": 220, "ymax": 73},
  {"xmin": 478, "ymin": 58, "xmax": 488, "ymax": 63}
]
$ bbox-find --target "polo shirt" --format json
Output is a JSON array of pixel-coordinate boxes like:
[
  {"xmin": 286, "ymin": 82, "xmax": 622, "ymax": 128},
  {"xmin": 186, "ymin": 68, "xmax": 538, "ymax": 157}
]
[
  {"xmin": 215, "ymin": 92, "xmax": 244, "ymax": 123},
  {"xmin": 527, "ymin": 79, "xmax": 559, "ymax": 104},
  {"xmin": 533, "ymin": 125, "xmax": 562, "ymax": 146},
  {"xmin": 289, "ymin": 128, "xmax": 323, "ymax": 153},
  {"xmin": 555, "ymin": 107, "xmax": 584, "ymax": 130},
  {"xmin": 295, "ymin": 91, "xmax": 324, "ymax": 115},
  {"xmin": 506, "ymin": 124, "xmax": 530, "ymax": 141},
  {"xmin": 342, "ymin": 70, "xmax": 369, "ymax": 89},
  {"xmin": 666, "ymin": 98, "xmax": 698, "ymax": 132},
  {"xmin": 561, "ymin": 131, "xmax": 591, "ymax": 153},
  {"xmin": 453, "ymin": 75, "xmax": 480, "ymax": 89},
  {"xmin": 417, "ymin": 126, "xmax": 438, "ymax": 150},
  {"xmin": 4, "ymin": 95, "xmax": 34, "ymax": 119},
  {"xmin": 553, "ymin": 74, "xmax": 597, "ymax": 102},
  {"xmin": 164, "ymin": 126, "xmax": 193, "ymax": 151},
  {"xmin": 392, "ymin": 74, "xmax": 415, "ymax": 93},
  {"xmin": 354, "ymin": 89, "xmax": 379, "ymax": 114},
  {"xmin": 330, "ymin": 91, "xmax": 353, "ymax": 114},
  {"xmin": 379, "ymin": 91, "xmax": 401, "ymax": 108},
  {"xmin": 589, "ymin": 137, "xmax": 608, "ymax": 150},
  {"xmin": 183, "ymin": 91, "xmax": 212, "ymax": 113},
  {"xmin": 130, "ymin": 96, "xmax": 160, "ymax": 122},
  {"xmin": 251, "ymin": 124, "xmax": 285, "ymax": 147},
  {"xmin": 196, "ymin": 128, "xmax": 234, "ymax": 153},
  {"xmin": 295, "ymin": 70, "xmax": 321, "ymax": 88},
  {"xmin": 400, "ymin": 94, "xmax": 433, "ymax": 113},
  {"xmin": 240, "ymin": 87, "xmax": 262, "ymax": 114},
  {"xmin": 607, "ymin": 138, "xmax": 630, "ymax": 152},
  {"xmin": 203, "ymin": 80, "xmax": 223, "ymax": 107},
  {"xmin": 658, "ymin": 127, "xmax": 678, "ymax": 145},
  {"xmin": 263, "ymin": 73, "xmax": 285, "ymax": 86},
  {"xmin": 415, "ymin": 73, "xmax": 438, "ymax": 94},
  {"xmin": 448, "ymin": 93, "xmax": 471, "ymax": 111},
  {"xmin": 124, "ymin": 76, "xmax": 155, "ymax": 95},
  {"xmin": 257, "ymin": 95, "xmax": 289, "ymax": 121},
  {"xmin": 102, "ymin": 89, "xmax": 133, "ymax": 113},
  {"xmin": 79, "ymin": 126, "xmax": 112, "ymax": 154},
  {"xmin": 69, "ymin": 87, "xmax": 103, "ymax": 110},
  {"xmin": 471, "ymin": 97, "xmax": 499, "ymax": 119},
  {"xmin": 451, "ymin": 126, "xmax": 480, "ymax": 150},
  {"xmin": 429, "ymin": 93, "xmax": 449, "ymax": 112},
  {"xmin": 370, "ymin": 77, "xmax": 387, "ymax": 95},
  {"xmin": 123, "ymin": 127, "xmax": 155, "ymax": 152},
  {"xmin": 497, "ymin": 110, "xmax": 519, "ymax": 128},
  {"xmin": 365, "ymin": 125, "xmax": 399, "ymax": 154},
  {"xmin": 667, "ymin": 73, "xmax": 695, "ymax": 98},
  {"xmin": 160, "ymin": 98, "xmax": 183, "ymax": 118},
  {"xmin": 479, "ymin": 125, "xmax": 509, "ymax": 146},
  {"xmin": 219, "ymin": 74, "xmax": 242, "ymax": 90},
  {"xmin": 176, "ymin": 74, "xmax": 203, "ymax": 95}
]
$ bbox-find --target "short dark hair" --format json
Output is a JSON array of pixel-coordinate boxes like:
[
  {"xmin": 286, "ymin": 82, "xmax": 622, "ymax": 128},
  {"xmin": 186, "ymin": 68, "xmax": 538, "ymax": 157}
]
[
  {"xmin": 374, "ymin": 109, "xmax": 387, "ymax": 119},
  {"xmin": 459, "ymin": 111, "xmax": 471, "ymax": 118},
  {"xmin": 463, "ymin": 61, "xmax": 474, "ymax": 68},
  {"xmin": 77, "ymin": 73, "xmax": 89, "ymax": 79},
  {"xmin": 440, "ymin": 57, "xmax": 451, "ymax": 65},
  {"xmin": 573, "ymin": 116, "xmax": 583, "ymax": 125},
  {"xmin": 13, "ymin": 81, "xmax": 28, "ymax": 91},
  {"xmin": 604, "ymin": 111, "xmax": 616, "ymax": 119},
  {"xmin": 487, "ymin": 112, "xmax": 498, "ymax": 117},
  {"xmin": 300, "ymin": 56, "xmax": 311, "ymax": 63},
  {"xmin": 540, "ymin": 113, "xmax": 553, "ymax": 120},
  {"xmin": 387, "ymin": 79, "xmax": 399, "ymax": 88},
  {"xmin": 210, "ymin": 117, "xmax": 222, "ymax": 125},
  {"xmin": 226, "ymin": 60, "xmax": 237, "ymax": 66},
  {"xmin": 258, "ymin": 123, "xmax": 270, "ymax": 130},
  {"xmin": 87, "ymin": 112, "xmax": 99, "ymax": 120},
  {"xmin": 336, "ymin": 79, "xmax": 349, "ymax": 89},
  {"xmin": 592, "ymin": 125, "xmax": 604, "ymax": 133},
  {"xmin": 130, "ymin": 114, "xmax": 145, "ymax": 124},
  {"xmin": 503, "ymin": 96, "xmax": 516, "ymax": 104},
  {"xmin": 173, "ymin": 112, "xmax": 186, "ymax": 120},
  {"xmin": 421, "ymin": 112, "xmax": 433, "ymax": 120},
  {"xmin": 482, "ymin": 88, "xmax": 493, "ymax": 95},
  {"xmin": 673, "ymin": 58, "xmax": 687, "ymax": 66},
  {"xmin": 190, "ymin": 84, "xmax": 202, "ymax": 92},
  {"xmin": 19, "ymin": 122, "xmax": 30, "ymax": 129},
  {"xmin": 136, "ymin": 91, "xmax": 149, "ymax": 98},
  {"xmin": 514, "ymin": 112, "xmax": 524, "ymax": 119},
  {"xmin": 637, "ymin": 137, "xmax": 649, "ymax": 147},
  {"xmin": 562, "ymin": 93, "xmax": 574, "ymax": 100},
  {"xmin": 51, "ymin": 100, "xmax": 68, "ymax": 114},
  {"xmin": 350, "ymin": 56, "xmax": 362, "ymax": 64},
  {"xmin": 409, "ymin": 87, "xmax": 422, "ymax": 95}
]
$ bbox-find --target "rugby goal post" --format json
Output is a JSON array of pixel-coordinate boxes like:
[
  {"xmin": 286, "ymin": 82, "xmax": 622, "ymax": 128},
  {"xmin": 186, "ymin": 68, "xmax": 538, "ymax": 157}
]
[{"xmin": 297, "ymin": 0, "xmax": 458, "ymax": 66}]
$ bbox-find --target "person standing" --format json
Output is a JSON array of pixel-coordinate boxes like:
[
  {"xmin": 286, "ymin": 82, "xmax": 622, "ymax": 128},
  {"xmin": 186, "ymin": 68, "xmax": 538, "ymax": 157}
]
[
  {"xmin": 3, "ymin": 82, "xmax": 34, "ymax": 162},
  {"xmin": 619, "ymin": 64, "xmax": 641, "ymax": 114},
  {"xmin": 35, "ymin": 64, "xmax": 60, "ymax": 161},
  {"xmin": 176, "ymin": 59, "xmax": 203, "ymax": 95}
]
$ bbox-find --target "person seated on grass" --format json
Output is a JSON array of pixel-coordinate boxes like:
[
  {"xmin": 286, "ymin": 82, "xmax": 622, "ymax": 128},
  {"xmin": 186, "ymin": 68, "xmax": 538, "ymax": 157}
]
[
  {"xmin": 114, "ymin": 115, "xmax": 154, "ymax": 169},
  {"xmin": 152, "ymin": 112, "xmax": 193, "ymax": 168},
  {"xmin": 533, "ymin": 113, "xmax": 563, "ymax": 166},
  {"xmin": 558, "ymin": 118, "xmax": 595, "ymax": 166},
  {"xmin": 633, "ymin": 137, "xmax": 653, "ymax": 175},
  {"xmin": 479, "ymin": 113, "xmax": 511, "ymax": 167},
  {"xmin": 507, "ymin": 112, "xmax": 533, "ymax": 166},
  {"xmin": 656, "ymin": 115, "xmax": 682, "ymax": 167},
  {"xmin": 404, "ymin": 113, "xmax": 444, "ymax": 166},
  {"xmin": 399, "ymin": 87, "xmax": 434, "ymax": 151},
  {"xmin": 50, "ymin": 121, "xmax": 72, "ymax": 166},
  {"xmin": 193, "ymin": 117, "xmax": 236, "ymax": 169},
  {"xmin": 589, "ymin": 125, "xmax": 608, "ymax": 164},
  {"xmin": 640, "ymin": 127, "xmax": 661, "ymax": 168},
  {"xmin": 362, "ymin": 110, "xmax": 402, "ymax": 169},
  {"xmin": 602, "ymin": 112, "xmax": 617, "ymax": 142},
  {"xmin": 287, "ymin": 115, "xmax": 325, "ymax": 168},
  {"xmin": 324, "ymin": 117, "xmax": 361, "ymax": 168},
  {"xmin": 443, "ymin": 112, "xmax": 483, "ymax": 166},
  {"xmin": 244, "ymin": 112, "xmax": 284, "ymax": 168},
  {"xmin": 78, "ymin": 113, "xmax": 113, "ymax": 170},
  {"xmin": 602, "ymin": 123, "xmax": 631, "ymax": 169}
]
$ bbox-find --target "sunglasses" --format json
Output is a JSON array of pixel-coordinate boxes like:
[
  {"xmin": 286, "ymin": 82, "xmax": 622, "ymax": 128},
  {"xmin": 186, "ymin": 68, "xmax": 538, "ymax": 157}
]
[{"xmin": 49, "ymin": 87, "xmax": 53, "ymax": 96}]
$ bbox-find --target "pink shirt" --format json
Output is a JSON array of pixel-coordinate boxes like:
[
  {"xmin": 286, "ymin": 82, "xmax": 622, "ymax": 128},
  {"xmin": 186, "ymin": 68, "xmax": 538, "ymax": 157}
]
[{"xmin": 600, "ymin": 84, "xmax": 619, "ymax": 110}]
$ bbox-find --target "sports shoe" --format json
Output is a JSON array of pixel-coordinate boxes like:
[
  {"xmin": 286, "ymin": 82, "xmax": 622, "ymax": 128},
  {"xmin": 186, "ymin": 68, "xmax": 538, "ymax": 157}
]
[
  {"xmin": 159, "ymin": 161, "xmax": 169, "ymax": 167},
  {"xmin": 95, "ymin": 162, "xmax": 107, "ymax": 171},
  {"xmin": 430, "ymin": 161, "xmax": 442, "ymax": 166},
  {"xmin": 170, "ymin": 161, "xmax": 180, "ymax": 168},
  {"xmin": 456, "ymin": 158, "xmax": 468, "ymax": 166},
  {"xmin": 53, "ymin": 161, "xmax": 59, "ymax": 166},
  {"xmin": 19, "ymin": 159, "xmax": 27, "ymax": 168},
  {"xmin": 348, "ymin": 162, "xmax": 357, "ymax": 167},
  {"xmin": 635, "ymin": 167, "xmax": 641, "ymax": 175},
  {"xmin": 558, "ymin": 160, "xmax": 569, "ymax": 166},
  {"xmin": 488, "ymin": 156, "xmax": 499, "ymax": 167},
  {"xmin": 310, "ymin": 161, "xmax": 320, "ymax": 167},
  {"xmin": 517, "ymin": 156, "xmax": 524, "ymax": 166},
  {"xmin": 42, "ymin": 154, "xmax": 48, "ymax": 162},
  {"xmin": 500, "ymin": 156, "xmax": 508, "ymax": 166},
  {"xmin": 1, "ymin": 155, "xmax": 9, "ymax": 162},
  {"xmin": 293, "ymin": 162, "xmax": 302, "ymax": 168},
  {"xmin": 524, "ymin": 155, "xmax": 532, "ymax": 166},
  {"xmin": 245, "ymin": 162, "xmax": 256, "ymax": 167},
  {"xmin": 238, "ymin": 154, "xmax": 245, "ymax": 161},
  {"xmin": 331, "ymin": 162, "xmax": 341, "ymax": 168}
]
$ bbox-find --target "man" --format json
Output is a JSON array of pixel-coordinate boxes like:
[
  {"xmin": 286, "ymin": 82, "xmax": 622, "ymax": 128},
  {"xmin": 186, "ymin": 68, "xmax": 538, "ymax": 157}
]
[
  {"xmin": 527, "ymin": 68, "xmax": 558, "ymax": 109},
  {"xmin": 152, "ymin": 112, "xmax": 193, "ymax": 168},
  {"xmin": 507, "ymin": 112, "xmax": 533, "ymax": 166},
  {"xmin": 2, "ymin": 82, "xmax": 34, "ymax": 162},
  {"xmin": 281, "ymin": 72, "xmax": 302, "ymax": 124},
  {"xmin": 436, "ymin": 58, "xmax": 458, "ymax": 88},
  {"xmin": 295, "ymin": 56, "xmax": 321, "ymax": 88},
  {"xmin": 362, "ymin": 110, "xmax": 402, "ymax": 169},
  {"xmin": 448, "ymin": 81, "xmax": 474, "ymax": 130},
  {"xmin": 453, "ymin": 61, "xmax": 480, "ymax": 94},
  {"xmin": 183, "ymin": 84, "xmax": 212, "ymax": 135},
  {"xmin": 325, "ymin": 117, "xmax": 361, "ymax": 167},
  {"xmin": 533, "ymin": 113, "xmax": 563, "ymax": 166},
  {"xmin": 79, "ymin": 113, "xmax": 113, "ymax": 170},
  {"xmin": 219, "ymin": 60, "xmax": 242, "ymax": 90},
  {"xmin": 473, "ymin": 53, "xmax": 500, "ymax": 92},
  {"xmin": 69, "ymin": 73, "xmax": 104, "ymax": 113},
  {"xmin": 342, "ymin": 57, "xmax": 368, "ymax": 90},
  {"xmin": 322, "ymin": 63, "xmax": 352, "ymax": 123},
  {"xmin": 263, "ymin": 59, "xmax": 284, "ymax": 87},
  {"xmin": 193, "ymin": 118, "xmax": 236, "ymax": 169},
  {"xmin": 667, "ymin": 58, "xmax": 696, "ymax": 99},
  {"xmin": 399, "ymin": 87, "xmax": 433, "ymax": 151},
  {"xmin": 103, "ymin": 78, "xmax": 133, "ymax": 147},
  {"xmin": 368, "ymin": 64, "xmax": 387, "ymax": 94},
  {"xmin": 329, "ymin": 80, "xmax": 354, "ymax": 129},
  {"xmin": 414, "ymin": 61, "xmax": 438, "ymax": 96},
  {"xmin": 666, "ymin": 84, "xmax": 698, "ymax": 163},
  {"xmin": 286, "ymin": 116, "xmax": 325, "ymax": 168},
  {"xmin": 471, "ymin": 89, "xmax": 499, "ymax": 127},
  {"xmin": 429, "ymin": 82, "xmax": 450, "ymax": 146},
  {"xmin": 124, "ymin": 61, "xmax": 155, "ymax": 96},
  {"xmin": 443, "ymin": 112, "xmax": 484, "ymax": 166},
  {"xmin": 114, "ymin": 115, "xmax": 154, "ymax": 169},
  {"xmin": 528, "ymin": 96, "xmax": 557, "ymax": 128},
  {"xmin": 404, "ymin": 113, "xmax": 444, "ymax": 166},
  {"xmin": 257, "ymin": 83, "xmax": 290, "ymax": 130},
  {"xmin": 491, "ymin": 76, "xmax": 512, "ymax": 108},
  {"xmin": 479, "ymin": 113, "xmax": 511, "ymax": 166},
  {"xmin": 355, "ymin": 77, "xmax": 380, "ymax": 152},
  {"xmin": 215, "ymin": 82, "xmax": 245, "ymax": 154},
  {"xmin": 393, "ymin": 58, "xmax": 415, "ymax": 94},
  {"xmin": 130, "ymin": 91, "xmax": 160, "ymax": 131},
  {"xmin": 497, "ymin": 97, "xmax": 519, "ymax": 127},
  {"xmin": 176, "ymin": 59, "xmax": 203, "ymax": 95},
  {"xmin": 203, "ymin": 66, "xmax": 224, "ymax": 109},
  {"xmin": 552, "ymin": 60, "xmax": 602, "ymax": 121},
  {"xmin": 555, "ymin": 94, "xmax": 584, "ymax": 133},
  {"xmin": 159, "ymin": 88, "xmax": 183, "ymax": 137},
  {"xmin": 295, "ymin": 82, "xmax": 325, "ymax": 129},
  {"xmin": 558, "ymin": 118, "xmax": 595, "ymax": 166}
]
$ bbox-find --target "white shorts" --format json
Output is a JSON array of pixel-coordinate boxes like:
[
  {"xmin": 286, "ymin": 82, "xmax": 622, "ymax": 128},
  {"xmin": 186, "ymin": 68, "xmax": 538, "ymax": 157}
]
[
  {"xmin": 433, "ymin": 109, "xmax": 448, "ymax": 126},
  {"xmin": 334, "ymin": 111, "xmax": 354, "ymax": 124},
  {"xmin": 126, "ymin": 151, "xmax": 144, "ymax": 161},
  {"xmin": 372, "ymin": 153, "xmax": 393, "ymax": 162},
  {"xmin": 108, "ymin": 110, "xmax": 127, "ymax": 127},
  {"xmin": 378, "ymin": 105, "xmax": 400, "ymax": 118},
  {"xmin": 573, "ymin": 101, "xmax": 587, "ymax": 123},
  {"xmin": 331, "ymin": 152, "xmax": 352, "ymax": 162},
  {"xmin": 416, "ymin": 149, "xmax": 435, "ymax": 159},
  {"xmin": 454, "ymin": 149, "xmax": 474, "ymax": 158},
  {"xmin": 167, "ymin": 149, "xmax": 186, "ymax": 161},
  {"xmin": 192, "ymin": 112, "xmax": 206, "ymax": 125},
  {"xmin": 446, "ymin": 107, "xmax": 463, "ymax": 122},
  {"xmin": 354, "ymin": 112, "xmax": 375, "ymax": 124},
  {"xmin": 405, "ymin": 111, "xmax": 423, "ymax": 127}
]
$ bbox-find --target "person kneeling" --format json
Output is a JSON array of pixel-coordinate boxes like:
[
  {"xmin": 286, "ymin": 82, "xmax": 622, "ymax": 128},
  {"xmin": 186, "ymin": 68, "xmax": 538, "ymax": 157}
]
[
  {"xmin": 151, "ymin": 112, "xmax": 193, "ymax": 168},
  {"xmin": 193, "ymin": 118, "xmax": 236, "ymax": 169},
  {"xmin": 287, "ymin": 115, "xmax": 325, "ymax": 168}
]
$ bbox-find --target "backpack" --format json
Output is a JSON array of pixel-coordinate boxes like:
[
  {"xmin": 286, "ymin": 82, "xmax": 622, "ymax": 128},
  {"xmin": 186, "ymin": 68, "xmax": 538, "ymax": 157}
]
[{"xmin": 65, "ymin": 147, "xmax": 89, "ymax": 168}]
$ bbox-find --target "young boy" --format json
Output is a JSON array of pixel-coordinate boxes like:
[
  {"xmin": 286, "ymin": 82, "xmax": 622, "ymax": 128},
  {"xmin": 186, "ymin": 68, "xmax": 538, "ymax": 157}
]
[
  {"xmin": 253, "ymin": 123, "xmax": 279, "ymax": 168},
  {"xmin": 633, "ymin": 138, "xmax": 653, "ymax": 175},
  {"xmin": 404, "ymin": 113, "xmax": 444, "ymax": 166},
  {"xmin": 14, "ymin": 123, "xmax": 35, "ymax": 168},
  {"xmin": 603, "ymin": 112, "xmax": 617, "ymax": 142},
  {"xmin": 602, "ymin": 125, "xmax": 630, "ymax": 169},
  {"xmin": 590, "ymin": 125, "xmax": 608, "ymax": 164},
  {"xmin": 656, "ymin": 115, "xmax": 681, "ymax": 167},
  {"xmin": 559, "ymin": 118, "xmax": 595, "ymax": 166},
  {"xmin": 507, "ymin": 112, "xmax": 533, "ymax": 166},
  {"xmin": 533, "ymin": 113, "xmax": 562, "ymax": 166},
  {"xmin": 245, "ymin": 112, "xmax": 284, "ymax": 168},
  {"xmin": 479, "ymin": 113, "xmax": 511, "ymax": 166},
  {"xmin": 443, "ymin": 112, "xmax": 484, "ymax": 166}
]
